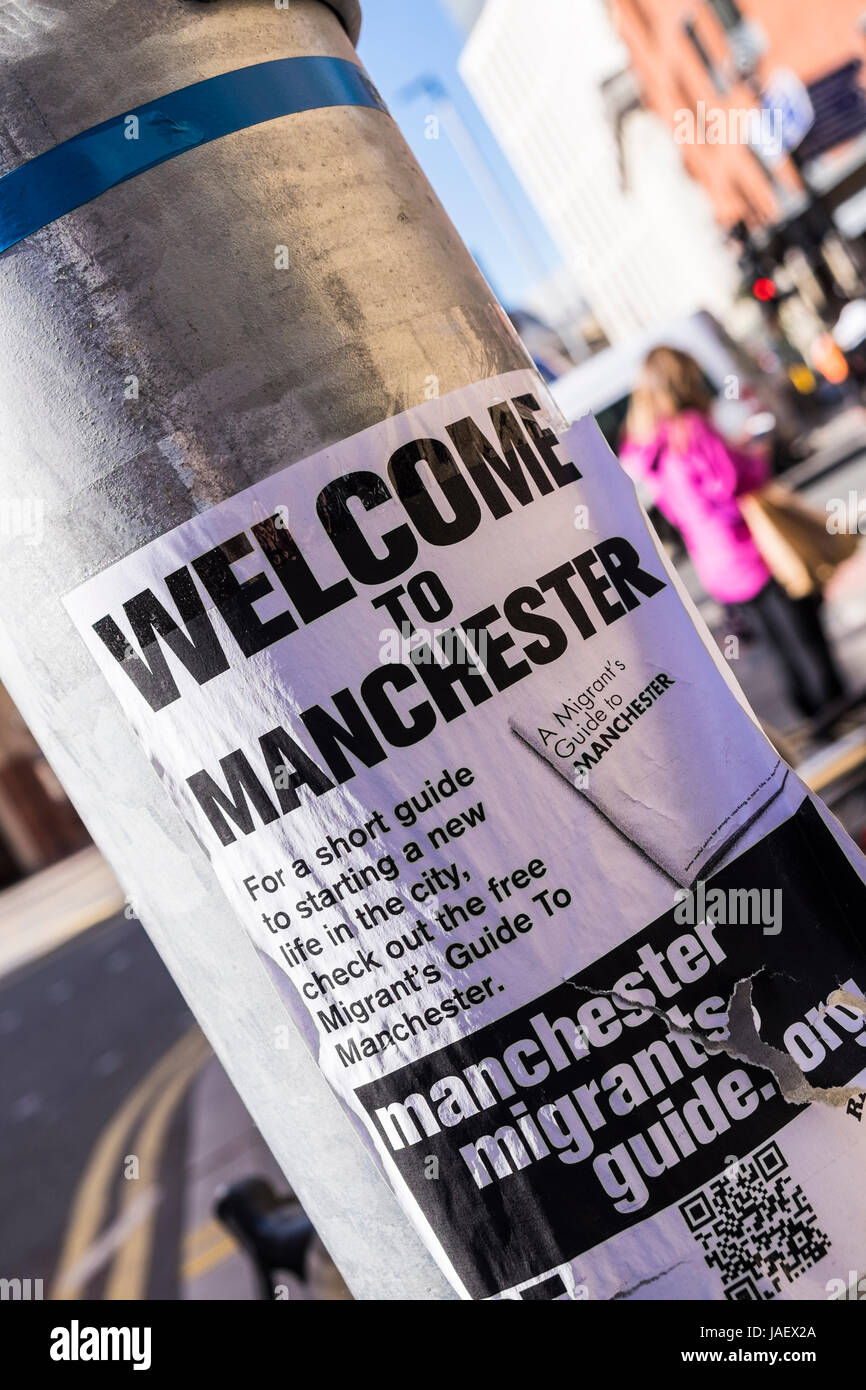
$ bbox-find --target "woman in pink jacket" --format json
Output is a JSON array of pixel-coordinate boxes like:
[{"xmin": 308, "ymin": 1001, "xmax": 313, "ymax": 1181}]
[{"xmin": 619, "ymin": 346, "xmax": 845, "ymax": 721}]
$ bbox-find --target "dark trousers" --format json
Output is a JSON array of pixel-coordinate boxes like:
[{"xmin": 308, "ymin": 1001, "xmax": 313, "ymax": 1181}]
[{"xmin": 741, "ymin": 580, "xmax": 846, "ymax": 719}]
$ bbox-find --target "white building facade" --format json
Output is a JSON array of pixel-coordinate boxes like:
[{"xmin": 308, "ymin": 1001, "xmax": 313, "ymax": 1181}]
[{"xmin": 459, "ymin": 0, "xmax": 738, "ymax": 343}]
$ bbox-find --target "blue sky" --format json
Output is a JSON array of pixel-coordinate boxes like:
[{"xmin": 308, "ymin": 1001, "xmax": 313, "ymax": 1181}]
[{"xmin": 356, "ymin": 0, "xmax": 561, "ymax": 307}]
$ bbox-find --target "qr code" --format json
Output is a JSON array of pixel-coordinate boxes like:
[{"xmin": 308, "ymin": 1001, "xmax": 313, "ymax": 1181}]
[{"xmin": 679, "ymin": 1142, "xmax": 831, "ymax": 1300}]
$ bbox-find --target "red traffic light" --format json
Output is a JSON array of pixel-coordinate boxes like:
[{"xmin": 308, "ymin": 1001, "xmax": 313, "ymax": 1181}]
[{"xmin": 752, "ymin": 277, "xmax": 777, "ymax": 302}]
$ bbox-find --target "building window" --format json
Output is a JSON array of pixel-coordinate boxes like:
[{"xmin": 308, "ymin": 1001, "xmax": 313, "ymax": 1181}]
[
  {"xmin": 625, "ymin": 0, "xmax": 654, "ymax": 40},
  {"xmin": 707, "ymin": 0, "xmax": 744, "ymax": 31},
  {"xmin": 732, "ymin": 176, "xmax": 763, "ymax": 228},
  {"xmin": 683, "ymin": 17, "xmax": 728, "ymax": 94},
  {"xmin": 674, "ymin": 74, "xmax": 696, "ymax": 115}
]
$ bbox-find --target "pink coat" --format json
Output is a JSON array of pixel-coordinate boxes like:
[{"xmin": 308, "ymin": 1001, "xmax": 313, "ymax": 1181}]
[{"xmin": 619, "ymin": 411, "xmax": 771, "ymax": 604}]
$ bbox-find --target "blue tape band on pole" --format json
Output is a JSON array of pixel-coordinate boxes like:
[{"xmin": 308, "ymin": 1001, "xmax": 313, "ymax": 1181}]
[{"xmin": 0, "ymin": 56, "xmax": 387, "ymax": 254}]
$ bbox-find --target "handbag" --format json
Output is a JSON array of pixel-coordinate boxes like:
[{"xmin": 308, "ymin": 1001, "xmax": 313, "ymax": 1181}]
[{"xmin": 738, "ymin": 482, "xmax": 858, "ymax": 599}]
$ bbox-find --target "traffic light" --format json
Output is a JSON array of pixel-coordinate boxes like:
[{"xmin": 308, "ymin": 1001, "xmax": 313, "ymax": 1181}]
[
  {"xmin": 752, "ymin": 276, "xmax": 777, "ymax": 302},
  {"xmin": 729, "ymin": 224, "xmax": 783, "ymax": 306}
]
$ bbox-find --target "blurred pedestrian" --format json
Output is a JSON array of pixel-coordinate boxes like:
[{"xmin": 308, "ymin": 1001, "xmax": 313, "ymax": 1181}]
[{"xmin": 620, "ymin": 346, "xmax": 846, "ymax": 722}]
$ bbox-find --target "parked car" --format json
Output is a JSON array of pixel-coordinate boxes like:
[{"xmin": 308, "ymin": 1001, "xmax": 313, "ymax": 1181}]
[
  {"xmin": 549, "ymin": 311, "xmax": 798, "ymax": 560},
  {"xmin": 550, "ymin": 310, "xmax": 798, "ymax": 458}
]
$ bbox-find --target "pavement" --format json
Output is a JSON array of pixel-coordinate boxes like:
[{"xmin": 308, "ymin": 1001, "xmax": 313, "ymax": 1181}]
[
  {"xmin": 0, "ymin": 846, "xmax": 124, "ymax": 980},
  {"xmin": 0, "ymin": 908, "xmax": 350, "ymax": 1300},
  {"xmin": 786, "ymin": 403, "xmax": 866, "ymax": 491}
]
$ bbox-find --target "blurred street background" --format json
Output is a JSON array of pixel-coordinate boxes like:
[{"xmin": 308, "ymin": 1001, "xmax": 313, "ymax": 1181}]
[{"xmin": 4, "ymin": 0, "xmax": 866, "ymax": 1299}]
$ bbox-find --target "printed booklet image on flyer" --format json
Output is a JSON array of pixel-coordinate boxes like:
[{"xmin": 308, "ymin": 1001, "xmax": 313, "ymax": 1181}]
[{"xmin": 63, "ymin": 368, "xmax": 866, "ymax": 1302}]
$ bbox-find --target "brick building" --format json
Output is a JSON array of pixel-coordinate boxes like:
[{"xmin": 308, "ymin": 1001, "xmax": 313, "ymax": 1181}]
[
  {"xmin": 612, "ymin": 0, "xmax": 866, "ymax": 233},
  {"xmin": 0, "ymin": 683, "xmax": 89, "ymax": 887}
]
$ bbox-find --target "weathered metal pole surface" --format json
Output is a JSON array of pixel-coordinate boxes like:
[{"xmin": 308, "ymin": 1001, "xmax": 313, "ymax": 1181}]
[{"xmin": 0, "ymin": 0, "xmax": 530, "ymax": 1298}]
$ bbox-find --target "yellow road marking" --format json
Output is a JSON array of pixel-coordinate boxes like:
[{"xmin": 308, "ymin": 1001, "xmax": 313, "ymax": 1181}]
[
  {"xmin": 183, "ymin": 1216, "xmax": 230, "ymax": 1255},
  {"xmin": 104, "ymin": 1034, "xmax": 211, "ymax": 1300},
  {"xmin": 803, "ymin": 742, "xmax": 866, "ymax": 792},
  {"xmin": 51, "ymin": 1027, "xmax": 206, "ymax": 1299},
  {"xmin": 52, "ymin": 1188, "xmax": 159, "ymax": 1296},
  {"xmin": 181, "ymin": 1217, "xmax": 239, "ymax": 1281},
  {"xmin": 181, "ymin": 1230, "xmax": 239, "ymax": 1281}
]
